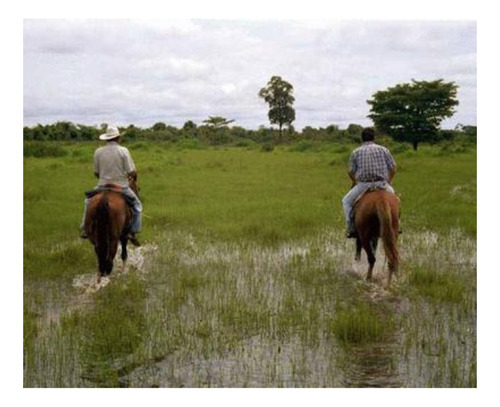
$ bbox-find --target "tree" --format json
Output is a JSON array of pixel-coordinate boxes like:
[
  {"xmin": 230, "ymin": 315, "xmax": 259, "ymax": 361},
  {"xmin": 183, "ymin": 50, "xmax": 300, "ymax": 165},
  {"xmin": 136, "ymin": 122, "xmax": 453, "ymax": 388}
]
[
  {"xmin": 367, "ymin": 79, "xmax": 459, "ymax": 150},
  {"xmin": 258, "ymin": 76, "xmax": 296, "ymax": 140},
  {"xmin": 200, "ymin": 116, "xmax": 235, "ymax": 145},
  {"xmin": 183, "ymin": 120, "xmax": 197, "ymax": 131},
  {"xmin": 346, "ymin": 123, "xmax": 363, "ymax": 137},
  {"xmin": 202, "ymin": 116, "xmax": 235, "ymax": 129},
  {"xmin": 151, "ymin": 122, "xmax": 167, "ymax": 132},
  {"xmin": 123, "ymin": 124, "xmax": 141, "ymax": 140}
]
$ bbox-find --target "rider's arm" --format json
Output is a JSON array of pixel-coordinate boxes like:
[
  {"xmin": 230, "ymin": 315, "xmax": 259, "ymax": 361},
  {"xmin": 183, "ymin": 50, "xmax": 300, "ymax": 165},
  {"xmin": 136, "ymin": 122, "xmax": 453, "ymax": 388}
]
[
  {"xmin": 385, "ymin": 149, "xmax": 396, "ymax": 184},
  {"xmin": 348, "ymin": 150, "xmax": 357, "ymax": 188},
  {"xmin": 348, "ymin": 170, "xmax": 356, "ymax": 188},
  {"xmin": 388, "ymin": 168, "xmax": 396, "ymax": 184}
]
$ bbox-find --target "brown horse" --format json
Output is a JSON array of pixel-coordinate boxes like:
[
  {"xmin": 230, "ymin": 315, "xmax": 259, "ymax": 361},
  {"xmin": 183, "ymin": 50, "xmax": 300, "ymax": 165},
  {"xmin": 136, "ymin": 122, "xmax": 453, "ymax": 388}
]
[
  {"xmin": 84, "ymin": 178, "xmax": 138, "ymax": 281},
  {"xmin": 353, "ymin": 189, "xmax": 400, "ymax": 286}
]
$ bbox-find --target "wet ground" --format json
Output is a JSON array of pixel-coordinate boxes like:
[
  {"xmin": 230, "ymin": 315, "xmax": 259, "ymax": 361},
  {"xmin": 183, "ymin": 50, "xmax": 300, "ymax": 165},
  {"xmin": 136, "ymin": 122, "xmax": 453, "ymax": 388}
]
[{"xmin": 24, "ymin": 230, "xmax": 476, "ymax": 388}]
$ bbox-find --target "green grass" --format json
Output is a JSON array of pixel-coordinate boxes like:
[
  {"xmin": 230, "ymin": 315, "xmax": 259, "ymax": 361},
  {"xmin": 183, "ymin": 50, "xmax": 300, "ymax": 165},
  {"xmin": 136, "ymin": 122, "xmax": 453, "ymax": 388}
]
[
  {"xmin": 23, "ymin": 141, "xmax": 476, "ymax": 387},
  {"xmin": 408, "ymin": 266, "xmax": 469, "ymax": 304},
  {"xmin": 332, "ymin": 300, "xmax": 395, "ymax": 347},
  {"xmin": 23, "ymin": 142, "xmax": 476, "ymax": 254}
]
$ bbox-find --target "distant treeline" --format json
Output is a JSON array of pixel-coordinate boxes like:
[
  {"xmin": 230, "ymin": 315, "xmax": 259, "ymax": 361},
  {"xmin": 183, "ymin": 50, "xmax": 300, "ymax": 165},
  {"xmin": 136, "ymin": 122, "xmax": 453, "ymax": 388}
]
[{"xmin": 23, "ymin": 121, "xmax": 477, "ymax": 146}]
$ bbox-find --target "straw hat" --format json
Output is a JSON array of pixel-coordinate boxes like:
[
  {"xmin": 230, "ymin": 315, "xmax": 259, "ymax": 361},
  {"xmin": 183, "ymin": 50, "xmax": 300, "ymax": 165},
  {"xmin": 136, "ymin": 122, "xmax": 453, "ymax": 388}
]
[{"xmin": 99, "ymin": 125, "xmax": 121, "ymax": 141}]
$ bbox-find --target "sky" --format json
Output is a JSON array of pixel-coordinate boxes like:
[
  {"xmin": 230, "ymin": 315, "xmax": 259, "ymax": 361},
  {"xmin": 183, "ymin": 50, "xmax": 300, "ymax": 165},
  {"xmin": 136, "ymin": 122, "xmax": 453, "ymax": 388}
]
[{"xmin": 23, "ymin": 18, "xmax": 476, "ymax": 131}]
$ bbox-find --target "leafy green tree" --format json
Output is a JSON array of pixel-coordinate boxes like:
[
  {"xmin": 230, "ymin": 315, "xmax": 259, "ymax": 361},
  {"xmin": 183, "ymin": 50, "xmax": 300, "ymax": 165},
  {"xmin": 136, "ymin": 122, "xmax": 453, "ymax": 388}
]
[
  {"xmin": 151, "ymin": 122, "xmax": 167, "ymax": 132},
  {"xmin": 462, "ymin": 125, "xmax": 477, "ymax": 142},
  {"xmin": 181, "ymin": 120, "xmax": 198, "ymax": 139},
  {"xmin": 23, "ymin": 126, "xmax": 34, "ymax": 140},
  {"xmin": 183, "ymin": 120, "xmax": 197, "ymax": 131},
  {"xmin": 346, "ymin": 123, "xmax": 363, "ymax": 137},
  {"xmin": 367, "ymin": 79, "xmax": 459, "ymax": 150},
  {"xmin": 122, "ymin": 124, "xmax": 141, "ymax": 140},
  {"xmin": 258, "ymin": 76, "xmax": 296, "ymax": 140},
  {"xmin": 77, "ymin": 124, "xmax": 100, "ymax": 140}
]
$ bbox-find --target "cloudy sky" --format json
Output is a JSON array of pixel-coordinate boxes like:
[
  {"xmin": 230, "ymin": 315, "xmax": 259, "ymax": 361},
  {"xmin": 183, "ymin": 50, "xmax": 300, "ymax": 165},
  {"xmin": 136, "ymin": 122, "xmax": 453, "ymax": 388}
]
[{"xmin": 23, "ymin": 19, "xmax": 476, "ymax": 130}]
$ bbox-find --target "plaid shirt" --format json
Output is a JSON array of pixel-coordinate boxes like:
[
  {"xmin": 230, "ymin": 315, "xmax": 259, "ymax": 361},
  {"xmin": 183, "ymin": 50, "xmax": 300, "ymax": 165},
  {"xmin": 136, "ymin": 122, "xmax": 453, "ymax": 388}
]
[{"xmin": 349, "ymin": 142, "xmax": 396, "ymax": 182}]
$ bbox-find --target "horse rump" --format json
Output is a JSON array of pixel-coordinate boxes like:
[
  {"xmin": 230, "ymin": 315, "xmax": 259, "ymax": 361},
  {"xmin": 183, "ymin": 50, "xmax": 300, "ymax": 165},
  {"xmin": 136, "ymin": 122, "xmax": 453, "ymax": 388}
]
[
  {"xmin": 91, "ymin": 193, "xmax": 114, "ymax": 276},
  {"xmin": 354, "ymin": 190, "xmax": 400, "ymax": 285}
]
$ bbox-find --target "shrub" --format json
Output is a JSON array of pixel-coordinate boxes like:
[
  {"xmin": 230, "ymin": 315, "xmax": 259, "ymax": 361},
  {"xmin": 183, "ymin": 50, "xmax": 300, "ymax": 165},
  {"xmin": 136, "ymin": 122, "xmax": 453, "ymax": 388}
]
[
  {"xmin": 261, "ymin": 142, "xmax": 275, "ymax": 152},
  {"xmin": 289, "ymin": 140, "xmax": 315, "ymax": 152},
  {"xmin": 437, "ymin": 141, "xmax": 470, "ymax": 155},
  {"xmin": 24, "ymin": 142, "xmax": 68, "ymax": 158},
  {"xmin": 175, "ymin": 138, "xmax": 204, "ymax": 150}
]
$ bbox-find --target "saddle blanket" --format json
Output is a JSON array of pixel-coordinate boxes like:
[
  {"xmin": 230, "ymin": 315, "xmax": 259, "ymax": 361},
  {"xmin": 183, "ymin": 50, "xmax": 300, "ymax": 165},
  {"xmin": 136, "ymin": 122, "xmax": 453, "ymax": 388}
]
[
  {"xmin": 353, "ymin": 184, "xmax": 391, "ymax": 207},
  {"xmin": 85, "ymin": 184, "xmax": 135, "ymax": 207}
]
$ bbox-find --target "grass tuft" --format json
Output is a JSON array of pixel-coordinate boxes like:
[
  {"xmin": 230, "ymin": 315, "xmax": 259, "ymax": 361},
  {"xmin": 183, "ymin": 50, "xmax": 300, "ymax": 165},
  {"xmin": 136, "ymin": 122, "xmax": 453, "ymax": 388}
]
[{"xmin": 331, "ymin": 301, "xmax": 394, "ymax": 346}]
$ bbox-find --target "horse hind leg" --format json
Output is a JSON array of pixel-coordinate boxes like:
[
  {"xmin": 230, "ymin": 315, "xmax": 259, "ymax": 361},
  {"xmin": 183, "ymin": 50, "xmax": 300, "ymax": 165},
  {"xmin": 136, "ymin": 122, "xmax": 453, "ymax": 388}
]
[
  {"xmin": 364, "ymin": 244, "xmax": 376, "ymax": 281},
  {"xmin": 96, "ymin": 259, "xmax": 113, "ymax": 285},
  {"xmin": 366, "ymin": 257, "xmax": 375, "ymax": 281},
  {"xmin": 355, "ymin": 237, "xmax": 362, "ymax": 261},
  {"xmin": 106, "ymin": 242, "xmax": 120, "ymax": 276},
  {"xmin": 120, "ymin": 235, "xmax": 128, "ymax": 273},
  {"xmin": 386, "ymin": 259, "xmax": 399, "ymax": 287},
  {"xmin": 99, "ymin": 257, "xmax": 113, "ymax": 277}
]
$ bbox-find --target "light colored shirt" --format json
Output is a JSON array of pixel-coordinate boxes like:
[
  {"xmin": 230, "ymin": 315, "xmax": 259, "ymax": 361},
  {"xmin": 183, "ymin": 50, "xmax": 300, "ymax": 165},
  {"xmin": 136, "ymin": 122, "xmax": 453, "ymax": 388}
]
[
  {"xmin": 94, "ymin": 142, "xmax": 136, "ymax": 187},
  {"xmin": 349, "ymin": 141, "xmax": 396, "ymax": 182}
]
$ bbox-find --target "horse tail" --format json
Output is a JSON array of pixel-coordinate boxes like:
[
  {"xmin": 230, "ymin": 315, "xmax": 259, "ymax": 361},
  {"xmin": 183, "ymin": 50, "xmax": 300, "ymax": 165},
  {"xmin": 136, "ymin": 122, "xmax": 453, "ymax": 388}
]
[
  {"xmin": 94, "ymin": 193, "xmax": 112, "ymax": 275},
  {"xmin": 376, "ymin": 197, "xmax": 399, "ymax": 273}
]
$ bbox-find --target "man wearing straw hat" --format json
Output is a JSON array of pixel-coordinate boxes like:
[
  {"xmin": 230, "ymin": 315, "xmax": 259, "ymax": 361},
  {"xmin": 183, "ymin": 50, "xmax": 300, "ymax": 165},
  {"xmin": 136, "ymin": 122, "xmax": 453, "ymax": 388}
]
[{"xmin": 79, "ymin": 125, "xmax": 142, "ymax": 246}]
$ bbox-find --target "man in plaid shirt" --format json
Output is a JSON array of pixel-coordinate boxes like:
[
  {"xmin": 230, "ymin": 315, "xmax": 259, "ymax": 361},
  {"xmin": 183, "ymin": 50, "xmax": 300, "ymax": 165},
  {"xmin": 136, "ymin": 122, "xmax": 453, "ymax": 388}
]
[{"xmin": 342, "ymin": 127, "xmax": 396, "ymax": 238}]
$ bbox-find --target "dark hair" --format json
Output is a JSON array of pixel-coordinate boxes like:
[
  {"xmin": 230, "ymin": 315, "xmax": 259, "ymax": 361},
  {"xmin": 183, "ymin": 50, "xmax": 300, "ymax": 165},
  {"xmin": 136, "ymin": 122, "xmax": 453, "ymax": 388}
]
[{"xmin": 361, "ymin": 127, "xmax": 375, "ymax": 142}]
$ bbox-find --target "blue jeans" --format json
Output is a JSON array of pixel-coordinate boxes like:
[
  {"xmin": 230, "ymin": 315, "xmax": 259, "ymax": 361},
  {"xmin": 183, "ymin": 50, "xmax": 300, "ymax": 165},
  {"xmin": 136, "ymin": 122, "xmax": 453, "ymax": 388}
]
[
  {"xmin": 342, "ymin": 181, "xmax": 394, "ymax": 232},
  {"xmin": 80, "ymin": 186, "xmax": 142, "ymax": 233}
]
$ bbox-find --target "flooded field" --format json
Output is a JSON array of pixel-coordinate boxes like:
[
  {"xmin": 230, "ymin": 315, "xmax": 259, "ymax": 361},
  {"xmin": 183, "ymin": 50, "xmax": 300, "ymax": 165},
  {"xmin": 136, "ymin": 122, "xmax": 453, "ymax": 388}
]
[
  {"xmin": 23, "ymin": 228, "xmax": 476, "ymax": 387},
  {"xmin": 23, "ymin": 144, "xmax": 476, "ymax": 388}
]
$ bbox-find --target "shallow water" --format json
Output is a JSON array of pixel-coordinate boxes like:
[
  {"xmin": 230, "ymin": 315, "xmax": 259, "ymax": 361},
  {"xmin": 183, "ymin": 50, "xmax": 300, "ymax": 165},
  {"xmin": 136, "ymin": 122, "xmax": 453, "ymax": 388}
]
[{"xmin": 24, "ymin": 230, "xmax": 476, "ymax": 388}]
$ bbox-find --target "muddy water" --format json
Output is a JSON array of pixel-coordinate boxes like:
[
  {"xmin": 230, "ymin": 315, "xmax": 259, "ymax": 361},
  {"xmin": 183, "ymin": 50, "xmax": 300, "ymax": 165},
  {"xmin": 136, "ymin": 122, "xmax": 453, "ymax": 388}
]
[{"xmin": 72, "ymin": 243, "xmax": 158, "ymax": 293}]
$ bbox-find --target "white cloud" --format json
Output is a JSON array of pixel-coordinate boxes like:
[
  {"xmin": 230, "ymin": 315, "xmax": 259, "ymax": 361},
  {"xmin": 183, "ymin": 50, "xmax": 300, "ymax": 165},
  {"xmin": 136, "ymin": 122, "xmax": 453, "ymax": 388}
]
[{"xmin": 23, "ymin": 19, "xmax": 476, "ymax": 130}]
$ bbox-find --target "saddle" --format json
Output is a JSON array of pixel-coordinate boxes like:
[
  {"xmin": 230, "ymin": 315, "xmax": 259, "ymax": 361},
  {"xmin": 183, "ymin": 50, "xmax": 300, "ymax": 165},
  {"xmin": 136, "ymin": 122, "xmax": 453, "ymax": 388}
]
[{"xmin": 85, "ymin": 184, "xmax": 136, "ymax": 207}]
